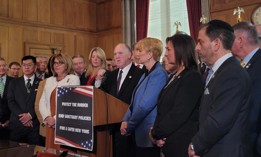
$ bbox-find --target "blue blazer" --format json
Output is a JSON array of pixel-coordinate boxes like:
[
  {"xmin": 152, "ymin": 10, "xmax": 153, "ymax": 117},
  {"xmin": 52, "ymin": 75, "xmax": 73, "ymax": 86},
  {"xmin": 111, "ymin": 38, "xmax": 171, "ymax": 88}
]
[{"xmin": 123, "ymin": 62, "xmax": 168, "ymax": 147}]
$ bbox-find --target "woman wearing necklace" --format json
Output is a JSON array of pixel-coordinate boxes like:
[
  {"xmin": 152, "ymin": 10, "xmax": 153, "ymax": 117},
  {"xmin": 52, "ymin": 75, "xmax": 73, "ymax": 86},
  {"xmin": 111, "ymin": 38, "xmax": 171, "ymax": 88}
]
[
  {"xmin": 39, "ymin": 53, "xmax": 80, "ymax": 148},
  {"xmin": 120, "ymin": 37, "xmax": 168, "ymax": 157},
  {"xmin": 149, "ymin": 33, "xmax": 204, "ymax": 157},
  {"xmin": 80, "ymin": 47, "xmax": 106, "ymax": 86}
]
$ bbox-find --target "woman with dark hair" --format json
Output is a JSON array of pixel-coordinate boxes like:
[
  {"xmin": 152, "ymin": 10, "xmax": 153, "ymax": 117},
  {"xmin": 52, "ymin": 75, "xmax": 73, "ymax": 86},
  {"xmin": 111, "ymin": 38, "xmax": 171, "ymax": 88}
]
[{"xmin": 149, "ymin": 33, "xmax": 204, "ymax": 157}]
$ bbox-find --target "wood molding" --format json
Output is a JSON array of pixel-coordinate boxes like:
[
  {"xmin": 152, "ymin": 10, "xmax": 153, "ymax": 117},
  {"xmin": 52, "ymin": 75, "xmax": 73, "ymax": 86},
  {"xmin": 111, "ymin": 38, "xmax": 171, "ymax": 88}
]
[
  {"xmin": 24, "ymin": 42, "xmax": 64, "ymax": 57},
  {"xmin": 0, "ymin": 17, "xmax": 96, "ymax": 34}
]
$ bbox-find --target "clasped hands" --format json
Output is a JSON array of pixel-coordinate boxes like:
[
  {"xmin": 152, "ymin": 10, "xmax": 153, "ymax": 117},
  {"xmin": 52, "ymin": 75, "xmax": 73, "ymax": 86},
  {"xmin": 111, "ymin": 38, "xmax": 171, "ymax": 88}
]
[
  {"xmin": 149, "ymin": 127, "xmax": 166, "ymax": 148},
  {"xmin": 19, "ymin": 113, "xmax": 33, "ymax": 127},
  {"xmin": 44, "ymin": 116, "xmax": 55, "ymax": 128}
]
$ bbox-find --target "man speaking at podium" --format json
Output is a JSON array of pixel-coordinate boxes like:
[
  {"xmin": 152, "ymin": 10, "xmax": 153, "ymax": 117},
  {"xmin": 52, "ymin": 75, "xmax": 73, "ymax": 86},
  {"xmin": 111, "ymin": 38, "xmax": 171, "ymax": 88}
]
[{"xmin": 101, "ymin": 43, "xmax": 144, "ymax": 157}]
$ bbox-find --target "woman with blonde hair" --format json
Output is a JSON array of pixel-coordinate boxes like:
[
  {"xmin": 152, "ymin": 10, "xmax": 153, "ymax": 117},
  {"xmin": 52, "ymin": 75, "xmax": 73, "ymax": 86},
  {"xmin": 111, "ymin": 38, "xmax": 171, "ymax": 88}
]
[
  {"xmin": 120, "ymin": 37, "xmax": 168, "ymax": 157},
  {"xmin": 39, "ymin": 53, "xmax": 80, "ymax": 148},
  {"xmin": 80, "ymin": 47, "xmax": 106, "ymax": 85}
]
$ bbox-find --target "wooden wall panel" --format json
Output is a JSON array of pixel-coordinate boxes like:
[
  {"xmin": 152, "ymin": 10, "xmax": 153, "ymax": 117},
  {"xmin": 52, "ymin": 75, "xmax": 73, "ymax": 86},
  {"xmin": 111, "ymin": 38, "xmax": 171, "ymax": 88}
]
[
  {"xmin": 53, "ymin": 33, "xmax": 64, "ymax": 45},
  {"xmin": 210, "ymin": 0, "xmax": 261, "ymax": 12},
  {"xmin": 23, "ymin": 0, "xmax": 38, "ymax": 21},
  {"xmin": 39, "ymin": 30, "xmax": 52, "ymax": 44},
  {"xmin": 64, "ymin": 0, "xmax": 75, "ymax": 28},
  {"xmin": 97, "ymin": 28, "xmax": 122, "ymax": 58},
  {"xmin": 0, "ymin": 25, "xmax": 9, "ymax": 60},
  {"xmin": 64, "ymin": 33, "xmax": 75, "ymax": 55},
  {"xmin": 211, "ymin": 4, "xmax": 261, "ymax": 25},
  {"xmin": 9, "ymin": 0, "xmax": 23, "ymax": 19},
  {"xmin": 50, "ymin": 0, "xmax": 64, "ymax": 26},
  {"xmin": 38, "ymin": 0, "xmax": 51, "ymax": 24},
  {"xmin": 8, "ymin": 27, "xmax": 23, "ymax": 62},
  {"xmin": 0, "ymin": 0, "xmax": 122, "ymax": 66},
  {"xmin": 85, "ymin": 2, "xmax": 97, "ymax": 31},
  {"xmin": 210, "ymin": 0, "xmax": 261, "ymax": 25},
  {"xmin": 75, "ymin": 1, "xmax": 86, "ymax": 29},
  {"xmin": 0, "ymin": 0, "xmax": 8, "ymax": 17},
  {"xmin": 24, "ymin": 28, "xmax": 38, "ymax": 42},
  {"xmin": 97, "ymin": 0, "xmax": 122, "ymax": 31}
]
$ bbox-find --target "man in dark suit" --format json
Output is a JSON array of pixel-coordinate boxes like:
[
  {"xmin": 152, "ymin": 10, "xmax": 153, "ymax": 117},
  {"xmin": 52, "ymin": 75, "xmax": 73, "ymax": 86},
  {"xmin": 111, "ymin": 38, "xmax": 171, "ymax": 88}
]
[
  {"xmin": 0, "ymin": 58, "xmax": 13, "ymax": 140},
  {"xmin": 35, "ymin": 56, "xmax": 49, "ymax": 80},
  {"xmin": 188, "ymin": 20, "xmax": 251, "ymax": 157},
  {"xmin": 101, "ymin": 43, "xmax": 144, "ymax": 157},
  {"xmin": 232, "ymin": 21, "xmax": 261, "ymax": 157},
  {"xmin": 7, "ymin": 55, "xmax": 41, "ymax": 145},
  {"xmin": 102, "ymin": 43, "xmax": 144, "ymax": 105}
]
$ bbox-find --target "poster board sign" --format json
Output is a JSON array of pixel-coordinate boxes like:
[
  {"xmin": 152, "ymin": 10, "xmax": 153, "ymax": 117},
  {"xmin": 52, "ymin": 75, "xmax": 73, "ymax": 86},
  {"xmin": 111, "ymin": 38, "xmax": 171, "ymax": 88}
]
[{"xmin": 54, "ymin": 86, "xmax": 94, "ymax": 151}]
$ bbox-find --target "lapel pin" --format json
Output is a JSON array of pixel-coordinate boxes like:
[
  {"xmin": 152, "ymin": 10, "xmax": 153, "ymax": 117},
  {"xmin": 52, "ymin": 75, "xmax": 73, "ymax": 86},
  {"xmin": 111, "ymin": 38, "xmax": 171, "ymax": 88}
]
[
  {"xmin": 129, "ymin": 76, "xmax": 132, "ymax": 79},
  {"xmin": 245, "ymin": 63, "xmax": 251, "ymax": 69},
  {"xmin": 204, "ymin": 88, "xmax": 210, "ymax": 95}
]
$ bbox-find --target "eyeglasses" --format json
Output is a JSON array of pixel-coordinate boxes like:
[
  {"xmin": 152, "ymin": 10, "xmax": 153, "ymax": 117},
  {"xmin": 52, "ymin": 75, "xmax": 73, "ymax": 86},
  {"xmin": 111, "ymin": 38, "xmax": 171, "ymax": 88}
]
[
  {"xmin": 53, "ymin": 61, "xmax": 65, "ymax": 66},
  {"xmin": 22, "ymin": 63, "xmax": 34, "ymax": 67},
  {"xmin": 10, "ymin": 68, "xmax": 20, "ymax": 71}
]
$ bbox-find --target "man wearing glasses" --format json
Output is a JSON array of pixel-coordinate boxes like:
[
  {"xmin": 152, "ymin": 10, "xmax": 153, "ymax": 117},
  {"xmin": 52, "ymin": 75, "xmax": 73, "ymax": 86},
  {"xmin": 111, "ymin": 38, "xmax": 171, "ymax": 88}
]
[{"xmin": 7, "ymin": 55, "xmax": 41, "ymax": 145}]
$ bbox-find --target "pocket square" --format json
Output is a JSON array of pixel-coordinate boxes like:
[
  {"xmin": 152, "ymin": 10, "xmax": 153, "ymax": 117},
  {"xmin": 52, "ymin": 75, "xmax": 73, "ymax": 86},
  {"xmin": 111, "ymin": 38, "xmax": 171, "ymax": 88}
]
[{"xmin": 204, "ymin": 88, "xmax": 210, "ymax": 95}]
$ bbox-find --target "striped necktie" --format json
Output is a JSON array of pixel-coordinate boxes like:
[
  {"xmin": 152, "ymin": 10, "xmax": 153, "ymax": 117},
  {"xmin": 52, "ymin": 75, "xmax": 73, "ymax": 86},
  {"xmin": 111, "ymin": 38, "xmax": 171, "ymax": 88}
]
[
  {"xmin": 0, "ymin": 78, "xmax": 4, "ymax": 98},
  {"xmin": 117, "ymin": 70, "xmax": 123, "ymax": 94},
  {"xmin": 26, "ymin": 79, "xmax": 31, "ymax": 93}
]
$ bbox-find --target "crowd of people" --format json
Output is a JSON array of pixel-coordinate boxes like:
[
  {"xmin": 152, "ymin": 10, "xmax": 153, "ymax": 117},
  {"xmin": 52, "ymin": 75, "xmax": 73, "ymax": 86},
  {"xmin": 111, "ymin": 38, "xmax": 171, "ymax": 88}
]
[{"xmin": 0, "ymin": 20, "xmax": 260, "ymax": 157}]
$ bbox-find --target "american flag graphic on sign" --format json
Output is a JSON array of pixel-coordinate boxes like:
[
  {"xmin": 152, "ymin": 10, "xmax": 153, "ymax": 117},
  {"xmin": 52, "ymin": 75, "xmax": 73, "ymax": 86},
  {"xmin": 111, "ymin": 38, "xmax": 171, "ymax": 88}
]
[{"xmin": 55, "ymin": 86, "xmax": 94, "ymax": 151}]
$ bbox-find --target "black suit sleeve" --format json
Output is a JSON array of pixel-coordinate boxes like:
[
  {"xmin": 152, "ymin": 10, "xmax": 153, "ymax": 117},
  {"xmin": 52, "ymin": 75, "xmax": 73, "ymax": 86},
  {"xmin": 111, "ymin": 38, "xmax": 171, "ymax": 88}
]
[
  {"xmin": 152, "ymin": 72, "xmax": 203, "ymax": 139},
  {"xmin": 7, "ymin": 79, "xmax": 23, "ymax": 117}
]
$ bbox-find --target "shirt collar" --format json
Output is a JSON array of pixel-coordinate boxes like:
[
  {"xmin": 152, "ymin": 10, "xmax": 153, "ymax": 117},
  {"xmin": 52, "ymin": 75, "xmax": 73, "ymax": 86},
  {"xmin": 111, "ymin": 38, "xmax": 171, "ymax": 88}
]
[
  {"xmin": 242, "ymin": 47, "xmax": 259, "ymax": 65},
  {"xmin": 120, "ymin": 62, "xmax": 132, "ymax": 74},
  {"xmin": 0, "ymin": 75, "xmax": 7, "ymax": 84},
  {"xmin": 211, "ymin": 53, "xmax": 233, "ymax": 73},
  {"xmin": 24, "ymin": 74, "xmax": 35, "ymax": 82}
]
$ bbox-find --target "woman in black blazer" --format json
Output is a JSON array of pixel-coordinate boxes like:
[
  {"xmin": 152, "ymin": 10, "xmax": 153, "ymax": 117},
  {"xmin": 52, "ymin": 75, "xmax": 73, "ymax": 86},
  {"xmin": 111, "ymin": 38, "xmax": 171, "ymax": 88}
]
[
  {"xmin": 150, "ymin": 33, "xmax": 204, "ymax": 157},
  {"xmin": 80, "ymin": 47, "xmax": 107, "ymax": 85}
]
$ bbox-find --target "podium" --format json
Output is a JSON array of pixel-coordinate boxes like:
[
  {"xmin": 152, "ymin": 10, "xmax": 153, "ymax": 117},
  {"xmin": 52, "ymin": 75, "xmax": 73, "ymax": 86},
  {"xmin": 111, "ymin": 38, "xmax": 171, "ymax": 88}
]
[{"xmin": 46, "ymin": 88, "xmax": 128, "ymax": 157}]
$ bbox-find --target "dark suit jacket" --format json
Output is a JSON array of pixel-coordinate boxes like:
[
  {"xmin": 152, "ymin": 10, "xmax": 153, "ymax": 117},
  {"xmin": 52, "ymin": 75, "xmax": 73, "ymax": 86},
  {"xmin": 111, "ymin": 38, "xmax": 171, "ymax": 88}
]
[
  {"xmin": 101, "ymin": 63, "xmax": 144, "ymax": 105},
  {"xmin": 80, "ymin": 73, "xmax": 95, "ymax": 86},
  {"xmin": 244, "ymin": 48, "xmax": 261, "ymax": 156},
  {"xmin": 192, "ymin": 57, "xmax": 251, "ymax": 157},
  {"xmin": 152, "ymin": 69, "xmax": 204, "ymax": 157},
  {"xmin": 0, "ymin": 76, "xmax": 13, "ymax": 122},
  {"xmin": 7, "ymin": 76, "xmax": 41, "ymax": 132}
]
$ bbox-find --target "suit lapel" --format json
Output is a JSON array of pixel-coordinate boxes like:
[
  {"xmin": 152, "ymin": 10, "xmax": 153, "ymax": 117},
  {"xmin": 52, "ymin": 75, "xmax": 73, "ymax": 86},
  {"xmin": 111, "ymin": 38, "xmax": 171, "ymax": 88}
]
[
  {"xmin": 244, "ymin": 48, "xmax": 261, "ymax": 70},
  {"xmin": 205, "ymin": 57, "xmax": 236, "ymax": 89}
]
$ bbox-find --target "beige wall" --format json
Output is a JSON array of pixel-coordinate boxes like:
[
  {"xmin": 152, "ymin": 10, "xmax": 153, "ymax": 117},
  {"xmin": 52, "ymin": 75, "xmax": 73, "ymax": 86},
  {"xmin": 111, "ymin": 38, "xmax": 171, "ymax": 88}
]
[{"xmin": 0, "ymin": 0, "xmax": 122, "ymax": 65}]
